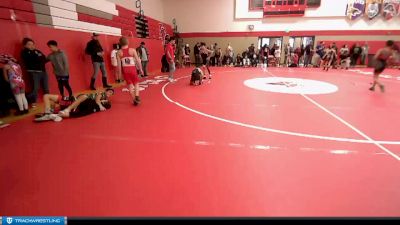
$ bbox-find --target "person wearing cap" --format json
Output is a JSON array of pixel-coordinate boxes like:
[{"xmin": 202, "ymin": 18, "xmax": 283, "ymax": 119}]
[
  {"xmin": 136, "ymin": 42, "xmax": 150, "ymax": 77},
  {"xmin": 85, "ymin": 33, "xmax": 112, "ymax": 90}
]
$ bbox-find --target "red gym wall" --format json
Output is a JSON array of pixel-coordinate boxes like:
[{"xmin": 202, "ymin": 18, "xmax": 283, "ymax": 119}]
[{"xmin": 0, "ymin": 0, "xmax": 173, "ymax": 95}]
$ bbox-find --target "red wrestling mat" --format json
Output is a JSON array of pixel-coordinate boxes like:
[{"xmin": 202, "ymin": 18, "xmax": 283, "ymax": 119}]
[{"xmin": 1, "ymin": 67, "xmax": 400, "ymax": 216}]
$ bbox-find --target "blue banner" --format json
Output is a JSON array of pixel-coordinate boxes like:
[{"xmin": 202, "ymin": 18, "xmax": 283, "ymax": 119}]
[{"xmin": 1, "ymin": 217, "xmax": 66, "ymax": 225}]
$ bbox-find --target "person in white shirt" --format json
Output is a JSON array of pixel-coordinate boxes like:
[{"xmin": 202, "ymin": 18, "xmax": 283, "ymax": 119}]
[
  {"xmin": 225, "ymin": 43, "xmax": 234, "ymax": 66},
  {"xmin": 274, "ymin": 46, "xmax": 281, "ymax": 67},
  {"xmin": 110, "ymin": 44, "xmax": 122, "ymax": 83},
  {"xmin": 340, "ymin": 44, "xmax": 350, "ymax": 70},
  {"xmin": 361, "ymin": 43, "xmax": 369, "ymax": 66}
]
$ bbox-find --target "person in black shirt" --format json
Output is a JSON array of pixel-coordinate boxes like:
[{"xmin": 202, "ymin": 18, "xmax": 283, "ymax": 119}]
[
  {"xmin": 248, "ymin": 43, "xmax": 256, "ymax": 56},
  {"xmin": 351, "ymin": 43, "xmax": 362, "ymax": 67},
  {"xmin": 304, "ymin": 42, "xmax": 313, "ymax": 67},
  {"xmin": 194, "ymin": 43, "xmax": 201, "ymax": 67},
  {"xmin": 20, "ymin": 37, "xmax": 49, "ymax": 106},
  {"xmin": 85, "ymin": 33, "xmax": 112, "ymax": 90}
]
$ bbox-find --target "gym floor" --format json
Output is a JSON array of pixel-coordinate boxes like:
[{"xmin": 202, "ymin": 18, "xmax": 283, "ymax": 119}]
[{"xmin": 1, "ymin": 67, "xmax": 400, "ymax": 216}]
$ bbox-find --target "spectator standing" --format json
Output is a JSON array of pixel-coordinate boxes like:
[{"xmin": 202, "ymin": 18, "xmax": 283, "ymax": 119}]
[
  {"xmin": 304, "ymin": 42, "xmax": 313, "ymax": 67},
  {"xmin": 194, "ymin": 42, "xmax": 201, "ymax": 66},
  {"xmin": 165, "ymin": 37, "xmax": 176, "ymax": 82},
  {"xmin": 274, "ymin": 46, "xmax": 281, "ymax": 67},
  {"xmin": 111, "ymin": 43, "xmax": 122, "ymax": 83},
  {"xmin": 136, "ymin": 42, "xmax": 150, "ymax": 77},
  {"xmin": 20, "ymin": 37, "xmax": 49, "ymax": 107},
  {"xmin": 85, "ymin": 33, "xmax": 112, "ymax": 90},
  {"xmin": 47, "ymin": 40, "xmax": 73, "ymax": 98},
  {"xmin": 361, "ymin": 43, "xmax": 369, "ymax": 66}
]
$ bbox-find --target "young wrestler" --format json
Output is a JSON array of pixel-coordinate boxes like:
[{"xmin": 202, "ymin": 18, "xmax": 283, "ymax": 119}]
[
  {"xmin": 58, "ymin": 89, "xmax": 114, "ymax": 119},
  {"xmin": 369, "ymin": 40, "xmax": 395, "ymax": 92},
  {"xmin": 117, "ymin": 37, "xmax": 144, "ymax": 106},
  {"xmin": 190, "ymin": 66, "xmax": 205, "ymax": 86},
  {"xmin": 34, "ymin": 94, "xmax": 76, "ymax": 122},
  {"xmin": 200, "ymin": 42, "xmax": 213, "ymax": 79}
]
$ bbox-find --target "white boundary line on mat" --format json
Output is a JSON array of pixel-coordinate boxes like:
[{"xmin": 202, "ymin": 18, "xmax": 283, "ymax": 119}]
[{"xmin": 161, "ymin": 72, "xmax": 400, "ymax": 161}]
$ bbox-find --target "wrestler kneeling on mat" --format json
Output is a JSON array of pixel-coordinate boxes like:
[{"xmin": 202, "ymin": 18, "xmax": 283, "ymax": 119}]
[
  {"xmin": 35, "ymin": 89, "xmax": 114, "ymax": 122},
  {"xmin": 190, "ymin": 66, "xmax": 205, "ymax": 86}
]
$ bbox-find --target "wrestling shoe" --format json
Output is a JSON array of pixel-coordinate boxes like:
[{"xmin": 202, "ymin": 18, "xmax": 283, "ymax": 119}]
[
  {"xmin": 34, "ymin": 114, "xmax": 52, "ymax": 122},
  {"xmin": 133, "ymin": 96, "xmax": 141, "ymax": 106},
  {"xmin": 50, "ymin": 114, "xmax": 63, "ymax": 122},
  {"xmin": 379, "ymin": 85, "xmax": 385, "ymax": 93}
]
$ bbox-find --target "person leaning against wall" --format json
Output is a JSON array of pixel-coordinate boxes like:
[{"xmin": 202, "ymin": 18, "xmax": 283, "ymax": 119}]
[
  {"xmin": 20, "ymin": 37, "xmax": 50, "ymax": 108},
  {"xmin": 85, "ymin": 33, "xmax": 112, "ymax": 90},
  {"xmin": 136, "ymin": 42, "xmax": 150, "ymax": 78}
]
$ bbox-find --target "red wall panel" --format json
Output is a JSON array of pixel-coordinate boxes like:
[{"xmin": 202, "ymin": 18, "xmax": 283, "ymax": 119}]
[{"xmin": 0, "ymin": 20, "xmax": 165, "ymax": 97}]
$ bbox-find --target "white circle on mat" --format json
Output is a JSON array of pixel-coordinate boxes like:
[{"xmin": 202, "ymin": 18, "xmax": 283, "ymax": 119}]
[{"xmin": 244, "ymin": 77, "xmax": 338, "ymax": 95}]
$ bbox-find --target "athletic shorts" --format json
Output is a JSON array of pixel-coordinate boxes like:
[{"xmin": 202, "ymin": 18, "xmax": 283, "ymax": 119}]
[
  {"xmin": 122, "ymin": 67, "xmax": 139, "ymax": 85},
  {"xmin": 169, "ymin": 62, "xmax": 176, "ymax": 72},
  {"xmin": 374, "ymin": 59, "xmax": 386, "ymax": 74}
]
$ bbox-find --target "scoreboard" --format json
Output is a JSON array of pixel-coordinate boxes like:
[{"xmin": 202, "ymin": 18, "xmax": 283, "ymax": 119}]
[{"xmin": 263, "ymin": 0, "xmax": 321, "ymax": 17}]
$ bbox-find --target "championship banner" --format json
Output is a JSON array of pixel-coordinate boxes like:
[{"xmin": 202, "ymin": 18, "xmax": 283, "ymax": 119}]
[
  {"xmin": 382, "ymin": 0, "xmax": 400, "ymax": 20},
  {"xmin": 346, "ymin": 0, "xmax": 366, "ymax": 20},
  {"xmin": 365, "ymin": 0, "xmax": 383, "ymax": 19}
]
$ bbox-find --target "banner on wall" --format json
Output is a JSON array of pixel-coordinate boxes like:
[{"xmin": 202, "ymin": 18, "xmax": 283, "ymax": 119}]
[
  {"xmin": 346, "ymin": 0, "xmax": 366, "ymax": 20},
  {"xmin": 382, "ymin": 0, "xmax": 400, "ymax": 20},
  {"xmin": 365, "ymin": 0, "xmax": 383, "ymax": 19}
]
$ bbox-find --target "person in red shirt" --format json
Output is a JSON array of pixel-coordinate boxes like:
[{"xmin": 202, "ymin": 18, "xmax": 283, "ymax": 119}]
[
  {"xmin": 117, "ymin": 37, "xmax": 143, "ymax": 106},
  {"xmin": 165, "ymin": 37, "xmax": 176, "ymax": 82}
]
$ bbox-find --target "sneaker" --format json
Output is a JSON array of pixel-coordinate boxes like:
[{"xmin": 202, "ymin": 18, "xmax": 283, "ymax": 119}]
[
  {"xmin": 31, "ymin": 103, "xmax": 37, "ymax": 108},
  {"xmin": 0, "ymin": 121, "xmax": 10, "ymax": 129},
  {"xmin": 49, "ymin": 114, "xmax": 63, "ymax": 122},
  {"xmin": 133, "ymin": 96, "xmax": 141, "ymax": 106},
  {"xmin": 369, "ymin": 87, "xmax": 375, "ymax": 92},
  {"xmin": 58, "ymin": 110, "xmax": 70, "ymax": 117},
  {"xmin": 14, "ymin": 110, "xmax": 25, "ymax": 116},
  {"xmin": 379, "ymin": 85, "xmax": 385, "ymax": 93},
  {"xmin": 34, "ymin": 114, "xmax": 52, "ymax": 122}
]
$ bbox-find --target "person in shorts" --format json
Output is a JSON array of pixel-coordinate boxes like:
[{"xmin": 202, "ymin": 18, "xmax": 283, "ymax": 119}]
[{"xmin": 117, "ymin": 37, "xmax": 144, "ymax": 106}]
